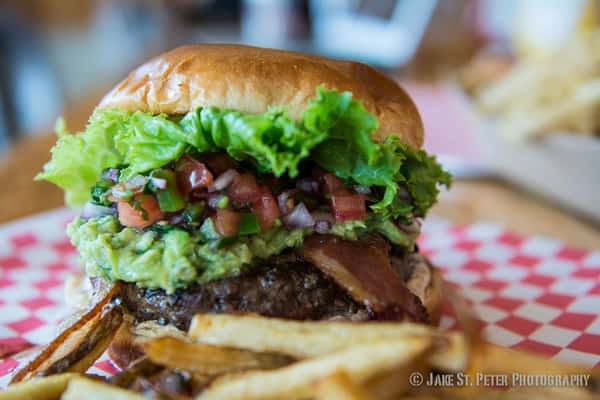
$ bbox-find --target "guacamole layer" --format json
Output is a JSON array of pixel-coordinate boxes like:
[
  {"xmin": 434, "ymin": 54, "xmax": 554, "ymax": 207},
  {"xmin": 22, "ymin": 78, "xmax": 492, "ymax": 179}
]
[{"xmin": 68, "ymin": 215, "xmax": 402, "ymax": 293}]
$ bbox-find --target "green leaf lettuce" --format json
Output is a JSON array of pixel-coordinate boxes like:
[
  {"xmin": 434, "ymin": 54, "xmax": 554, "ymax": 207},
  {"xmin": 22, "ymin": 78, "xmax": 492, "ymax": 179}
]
[{"xmin": 36, "ymin": 87, "xmax": 450, "ymax": 217}]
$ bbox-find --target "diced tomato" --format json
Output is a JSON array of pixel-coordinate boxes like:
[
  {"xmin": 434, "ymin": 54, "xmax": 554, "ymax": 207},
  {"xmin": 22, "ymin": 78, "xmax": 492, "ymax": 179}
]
[
  {"xmin": 321, "ymin": 173, "xmax": 351, "ymax": 196},
  {"xmin": 315, "ymin": 172, "xmax": 365, "ymax": 220},
  {"xmin": 204, "ymin": 153, "xmax": 239, "ymax": 175},
  {"xmin": 176, "ymin": 155, "xmax": 214, "ymax": 194},
  {"xmin": 252, "ymin": 186, "xmax": 280, "ymax": 231},
  {"xmin": 117, "ymin": 194, "xmax": 164, "ymax": 229},
  {"xmin": 228, "ymin": 173, "xmax": 261, "ymax": 206},
  {"xmin": 214, "ymin": 208, "xmax": 240, "ymax": 237},
  {"xmin": 331, "ymin": 194, "xmax": 366, "ymax": 222}
]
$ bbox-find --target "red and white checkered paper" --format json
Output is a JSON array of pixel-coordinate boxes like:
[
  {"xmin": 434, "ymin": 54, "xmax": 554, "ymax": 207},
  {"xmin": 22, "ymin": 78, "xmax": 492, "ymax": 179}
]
[{"xmin": 0, "ymin": 209, "xmax": 598, "ymax": 386}]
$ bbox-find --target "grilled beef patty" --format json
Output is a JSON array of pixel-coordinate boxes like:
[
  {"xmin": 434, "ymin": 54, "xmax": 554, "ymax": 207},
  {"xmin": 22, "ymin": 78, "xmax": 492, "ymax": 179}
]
[
  {"xmin": 94, "ymin": 245, "xmax": 426, "ymax": 330},
  {"xmin": 103, "ymin": 254, "xmax": 367, "ymax": 330}
]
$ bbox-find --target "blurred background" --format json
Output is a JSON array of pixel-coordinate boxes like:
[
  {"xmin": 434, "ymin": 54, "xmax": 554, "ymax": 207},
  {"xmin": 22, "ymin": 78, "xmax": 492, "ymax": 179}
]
[{"xmin": 0, "ymin": 0, "xmax": 599, "ymax": 247}]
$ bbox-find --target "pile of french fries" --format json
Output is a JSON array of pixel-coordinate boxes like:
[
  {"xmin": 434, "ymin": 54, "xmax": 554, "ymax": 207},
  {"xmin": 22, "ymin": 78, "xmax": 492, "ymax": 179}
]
[
  {"xmin": 475, "ymin": 30, "xmax": 600, "ymax": 141},
  {"xmin": 2, "ymin": 310, "xmax": 598, "ymax": 399}
]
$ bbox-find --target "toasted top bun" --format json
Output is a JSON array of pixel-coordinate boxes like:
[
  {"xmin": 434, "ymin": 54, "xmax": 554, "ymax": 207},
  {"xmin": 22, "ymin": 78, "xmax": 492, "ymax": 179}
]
[{"xmin": 98, "ymin": 44, "xmax": 424, "ymax": 148}]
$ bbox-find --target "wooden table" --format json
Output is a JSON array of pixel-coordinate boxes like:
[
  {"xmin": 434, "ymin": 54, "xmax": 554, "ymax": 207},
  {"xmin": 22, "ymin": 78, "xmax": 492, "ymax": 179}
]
[{"xmin": 1, "ymin": 95, "xmax": 599, "ymax": 250}]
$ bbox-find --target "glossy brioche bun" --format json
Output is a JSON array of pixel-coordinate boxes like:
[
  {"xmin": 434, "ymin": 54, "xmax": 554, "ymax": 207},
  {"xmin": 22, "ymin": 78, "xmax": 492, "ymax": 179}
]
[{"xmin": 98, "ymin": 44, "xmax": 424, "ymax": 148}]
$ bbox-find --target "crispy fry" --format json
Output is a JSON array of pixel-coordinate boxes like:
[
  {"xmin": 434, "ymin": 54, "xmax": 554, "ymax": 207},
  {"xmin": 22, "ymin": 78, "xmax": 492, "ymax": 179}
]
[
  {"xmin": 109, "ymin": 317, "xmax": 192, "ymax": 370},
  {"xmin": 61, "ymin": 377, "xmax": 144, "ymax": 400},
  {"xmin": 475, "ymin": 30, "xmax": 600, "ymax": 140},
  {"xmin": 131, "ymin": 320, "xmax": 189, "ymax": 342},
  {"xmin": 427, "ymin": 332, "xmax": 467, "ymax": 372},
  {"xmin": 197, "ymin": 337, "xmax": 432, "ymax": 400},
  {"xmin": 10, "ymin": 285, "xmax": 122, "ymax": 384},
  {"xmin": 107, "ymin": 316, "xmax": 146, "ymax": 370},
  {"xmin": 108, "ymin": 358, "xmax": 164, "ymax": 389},
  {"xmin": 0, "ymin": 373, "xmax": 77, "ymax": 400},
  {"xmin": 441, "ymin": 284, "xmax": 485, "ymax": 378},
  {"xmin": 189, "ymin": 314, "xmax": 433, "ymax": 359},
  {"xmin": 313, "ymin": 370, "xmax": 374, "ymax": 400},
  {"xmin": 499, "ymin": 82, "xmax": 600, "ymax": 140},
  {"xmin": 144, "ymin": 336, "xmax": 291, "ymax": 375}
]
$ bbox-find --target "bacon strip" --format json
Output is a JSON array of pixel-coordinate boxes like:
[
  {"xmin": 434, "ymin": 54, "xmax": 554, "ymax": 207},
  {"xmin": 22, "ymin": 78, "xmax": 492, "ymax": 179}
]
[{"xmin": 298, "ymin": 235, "xmax": 429, "ymax": 322}]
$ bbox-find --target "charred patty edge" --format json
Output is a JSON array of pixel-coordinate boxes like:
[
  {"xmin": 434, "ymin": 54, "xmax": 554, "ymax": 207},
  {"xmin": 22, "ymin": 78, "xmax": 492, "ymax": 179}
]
[{"xmin": 88, "ymin": 248, "xmax": 435, "ymax": 330}]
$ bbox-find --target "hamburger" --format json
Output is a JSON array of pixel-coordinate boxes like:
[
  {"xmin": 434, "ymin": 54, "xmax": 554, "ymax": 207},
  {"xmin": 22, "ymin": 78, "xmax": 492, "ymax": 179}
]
[{"xmin": 37, "ymin": 45, "xmax": 450, "ymax": 342}]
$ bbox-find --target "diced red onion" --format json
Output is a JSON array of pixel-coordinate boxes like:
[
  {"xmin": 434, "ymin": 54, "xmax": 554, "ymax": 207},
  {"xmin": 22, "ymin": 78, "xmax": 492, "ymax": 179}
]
[
  {"xmin": 354, "ymin": 185, "xmax": 371, "ymax": 195},
  {"xmin": 282, "ymin": 203, "xmax": 314, "ymax": 228},
  {"xmin": 208, "ymin": 169, "xmax": 238, "ymax": 192},
  {"xmin": 102, "ymin": 168, "xmax": 119, "ymax": 182},
  {"xmin": 312, "ymin": 212, "xmax": 334, "ymax": 233},
  {"xmin": 81, "ymin": 202, "xmax": 116, "ymax": 219},
  {"xmin": 169, "ymin": 213, "xmax": 186, "ymax": 225},
  {"xmin": 149, "ymin": 177, "xmax": 167, "ymax": 190},
  {"xmin": 296, "ymin": 178, "xmax": 319, "ymax": 193},
  {"xmin": 124, "ymin": 175, "xmax": 148, "ymax": 192},
  {"xmin": 208, "ymin": 193, "xmax": 228, "ymax": 209},
  {"xmin": 277, "ymin": 190, "xmax": 297, "ymax": 215},
  {"xmin": 314, "ymin": 220, "xmax": 332, "ymax": 234}
]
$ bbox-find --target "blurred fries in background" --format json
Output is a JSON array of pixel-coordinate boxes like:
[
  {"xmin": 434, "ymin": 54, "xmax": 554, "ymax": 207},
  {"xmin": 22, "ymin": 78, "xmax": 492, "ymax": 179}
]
[{"xmin": 476, "ymin": 30, "xmax": 600, "ymax": 141}]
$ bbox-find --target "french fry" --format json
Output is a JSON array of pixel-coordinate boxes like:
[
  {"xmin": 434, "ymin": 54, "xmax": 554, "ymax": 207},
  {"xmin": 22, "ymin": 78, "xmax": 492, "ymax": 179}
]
[
  {"xmin": 427, "ymin": 332, "xmax": 467, "ymax": 372},
  {"xmin": 189, "ymin": 314, "xmax": 434, "ymax": 359},
  {"xmin": 61, "ymin": 377, "xmax": 144, "ymax": 400},
  {"xmin": 500, "ymin": 82, "xmax": 600, "ymax": 141},
  {"xmin": 0, "ymin": 373, "xmax": 77, "ymax": 400},
  {"xmin": 143, "ymin": 336, "xmax": 291, "ymax": 375},
  {"xmin": 475, "ymin": 30, "xmax": 600, "ymax": 140},
  {"xmin": 313, "ymin": 370, "xmax": 374, "ymax": 400},
  {"xmin": 441, "ymin": 284, "xmax": 482, "ymax": 373},
  {"xmin": 108, "ymin": 316, "xmax": 189, "ymax": 369},
  {"xmin": 131, "ymin": 320, "xmax": 189, "ymax": 342},
  {"xmin": 10, "ymin": 285, "xmax": 122, "ymax": 384},
  {"xmin": 197, "ymin": 337, "xmax": 432, "ymax": 400},
  {"xmin": 108, "ymin": 358, "xmax": 164, "ymax": 389}
]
